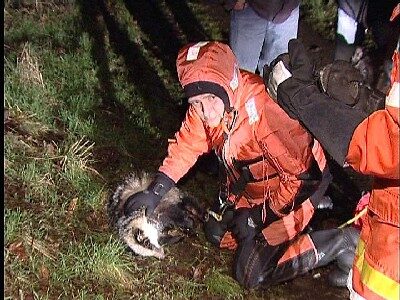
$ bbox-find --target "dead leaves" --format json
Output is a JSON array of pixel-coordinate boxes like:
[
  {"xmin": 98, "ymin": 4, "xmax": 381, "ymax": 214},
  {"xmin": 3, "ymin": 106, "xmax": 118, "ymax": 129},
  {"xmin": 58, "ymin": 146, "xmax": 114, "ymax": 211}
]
[
  {"xmin": 17, "ymin": 42, "xmax": 44, "ymax": 87},
  {"xmin": 7, "ymin": 235, "xmax": 58, "ymax": 262},
  {"xmin": 8, "ymin": 241, "xmax": 28, "ymax": 261},
  {"xmin": 39, "ymin": 264, "xmax": 50, "ymax": 291},
  {"xmin": 192, "ymin": 264, "xmax": 207, "ymax": 282},
  {"xmin": 66, "ymin": 197, "xmax": 78, "ymax": 220}
]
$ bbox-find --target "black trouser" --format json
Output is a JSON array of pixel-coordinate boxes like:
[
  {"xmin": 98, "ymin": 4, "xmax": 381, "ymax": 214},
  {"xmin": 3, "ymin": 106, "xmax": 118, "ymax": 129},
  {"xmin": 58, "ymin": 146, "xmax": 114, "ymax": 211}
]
[
  {"xmin": 232, "ymin": 227, "xmax": 360, "ymax": 289},
  {"xmin": 204, "ymin": 215, "xmax": 359, "ymax": 289}
]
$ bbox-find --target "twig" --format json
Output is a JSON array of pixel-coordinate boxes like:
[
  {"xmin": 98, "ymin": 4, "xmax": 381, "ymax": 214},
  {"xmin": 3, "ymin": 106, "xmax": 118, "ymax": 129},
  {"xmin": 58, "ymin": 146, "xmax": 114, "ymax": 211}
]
[
  {"xmin": 338, "ymin": 207, "xmax": 368, "ymax": 229},
  {"xmin": 22, "ymin": 234, "xmax": 56, "ymax": 261}
]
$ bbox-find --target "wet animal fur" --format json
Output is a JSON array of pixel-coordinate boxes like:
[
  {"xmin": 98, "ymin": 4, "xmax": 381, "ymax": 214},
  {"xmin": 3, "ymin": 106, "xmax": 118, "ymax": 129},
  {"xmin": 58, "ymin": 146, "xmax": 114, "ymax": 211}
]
[
  {"xmin": 351, "ymin": 46, "xmax": 374, "ymax": 86},
  {"xmin": 108, "ymin": 172, "xmax": 204, "ymax": 259}
]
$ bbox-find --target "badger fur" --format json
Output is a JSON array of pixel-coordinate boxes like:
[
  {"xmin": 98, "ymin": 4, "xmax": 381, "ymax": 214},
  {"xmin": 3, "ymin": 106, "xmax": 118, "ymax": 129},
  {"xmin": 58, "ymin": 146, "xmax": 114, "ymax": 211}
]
[{"xmin": 108, "ymin": 172, "xmax": 204, "ymax": 259}]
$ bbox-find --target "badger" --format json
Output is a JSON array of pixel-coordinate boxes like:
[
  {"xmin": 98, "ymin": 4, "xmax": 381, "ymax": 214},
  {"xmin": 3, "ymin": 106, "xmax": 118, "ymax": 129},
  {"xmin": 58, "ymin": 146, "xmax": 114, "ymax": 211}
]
[{"xmin": 108, "ymin": 172, "xmax": 205, "ymax": 259}]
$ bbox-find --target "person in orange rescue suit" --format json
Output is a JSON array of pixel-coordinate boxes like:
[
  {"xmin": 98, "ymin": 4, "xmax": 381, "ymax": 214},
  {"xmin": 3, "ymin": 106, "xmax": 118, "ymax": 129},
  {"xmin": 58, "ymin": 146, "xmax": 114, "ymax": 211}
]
[
  {"xmin": 267, "ymin": 30, "xmax": 399, "ymax": 300},
  {"xmin": 123, "ymin": 41, "xmax": 360, "ymax": 289}
]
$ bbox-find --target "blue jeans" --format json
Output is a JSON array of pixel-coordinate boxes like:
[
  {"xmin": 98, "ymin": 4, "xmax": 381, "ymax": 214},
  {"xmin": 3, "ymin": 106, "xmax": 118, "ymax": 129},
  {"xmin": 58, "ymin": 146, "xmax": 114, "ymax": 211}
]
[{"xmin": 230, "ymin": 5, "xmax": 299, "ymax": 76}]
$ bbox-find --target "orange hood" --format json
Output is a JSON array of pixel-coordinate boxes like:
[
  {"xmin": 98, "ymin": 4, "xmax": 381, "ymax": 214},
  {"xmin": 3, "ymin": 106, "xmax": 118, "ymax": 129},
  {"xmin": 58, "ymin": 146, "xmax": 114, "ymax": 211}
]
[{"xmin": 176, "ymin": 41, "xmax": 242, "ymax": 112}]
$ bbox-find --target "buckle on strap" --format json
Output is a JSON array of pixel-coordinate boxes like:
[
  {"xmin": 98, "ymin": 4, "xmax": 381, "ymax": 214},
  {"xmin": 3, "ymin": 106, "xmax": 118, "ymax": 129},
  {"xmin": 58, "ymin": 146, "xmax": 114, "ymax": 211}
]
[{"xmin": 205, "ymin": 196, "xmax": 233, "ymax": 222}]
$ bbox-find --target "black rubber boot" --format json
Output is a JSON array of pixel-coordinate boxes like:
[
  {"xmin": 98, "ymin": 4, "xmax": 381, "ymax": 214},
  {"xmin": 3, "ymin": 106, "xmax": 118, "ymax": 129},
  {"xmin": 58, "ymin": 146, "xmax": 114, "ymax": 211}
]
[
  {"xmin": 329, "ymin": 267, "xmax": 350, "ymax": 287},
  {"xmin": 257, "ymin": 227, "xmax": 360, "ymax": 288},
  {"xmin": 233, "ymin": 228, "xmax": 359, "ymax": 289},
  {"xmin": 329, "ymin": 226, "xmax": 360, "ymax": 287},
  {"xmin": 311, "ymin": 227, "xmax": 360, "ymax": 268},
  {"xmin": 311, "ymin": 226, "xmax": 360, "ymax": 287}
]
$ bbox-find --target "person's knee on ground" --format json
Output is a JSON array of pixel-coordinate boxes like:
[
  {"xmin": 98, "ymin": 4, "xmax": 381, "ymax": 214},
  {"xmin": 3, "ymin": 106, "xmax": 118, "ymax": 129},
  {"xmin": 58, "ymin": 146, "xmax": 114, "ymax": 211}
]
[
  {"xmin": 233, "ymin": 239, "xmax": 288, "ymax": 289},
  {"xmin": 233, "ymin": 234, "xmax": 322, "ymax": 289}
]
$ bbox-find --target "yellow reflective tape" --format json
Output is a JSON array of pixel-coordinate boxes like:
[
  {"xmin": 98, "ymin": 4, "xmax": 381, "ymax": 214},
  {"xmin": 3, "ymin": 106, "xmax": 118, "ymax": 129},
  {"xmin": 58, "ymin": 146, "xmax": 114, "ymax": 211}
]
[
  {"xmin": 355, "ymin": 240, "xmax": 400, "ymax": 300},
  {"xmin": 355, "ymin": 240, "xmax": 364, "ymax": 268}
]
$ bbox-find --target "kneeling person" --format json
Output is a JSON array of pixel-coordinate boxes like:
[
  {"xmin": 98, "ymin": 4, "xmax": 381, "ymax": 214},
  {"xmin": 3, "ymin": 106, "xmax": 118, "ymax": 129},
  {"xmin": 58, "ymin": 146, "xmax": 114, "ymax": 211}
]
[{"xmin": 123, "ymin": 41, "xmax": 358, "ymax": 289}]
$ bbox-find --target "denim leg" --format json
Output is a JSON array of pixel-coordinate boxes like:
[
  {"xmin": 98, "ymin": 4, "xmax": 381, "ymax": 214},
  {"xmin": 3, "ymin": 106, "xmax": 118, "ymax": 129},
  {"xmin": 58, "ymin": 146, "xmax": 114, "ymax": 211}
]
[
  {"xmin": 258, "ymin": 6, "xmax": 299, "ymax": 75},
  {"xmin": 229, "ymin": 6, "xmax": 268, "ymax": 73}
]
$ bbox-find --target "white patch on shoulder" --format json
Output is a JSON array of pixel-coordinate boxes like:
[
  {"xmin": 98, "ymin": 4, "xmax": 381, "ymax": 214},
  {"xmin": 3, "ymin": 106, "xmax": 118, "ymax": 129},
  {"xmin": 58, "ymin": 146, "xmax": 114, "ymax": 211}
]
[
  {"xmin": 245, "ymin": 97, "xmax": 259, "ymax": 125},
  {"xmin": 386, "ymin": 82, "xmax": 399, "ymax": 108},
  {"xmin": 186, "ymin": 41, "xmax": 209, "ymax": 61},
  {"xmin": 230, "ymin": 63, "xmax": 239, "ymax": 91}
]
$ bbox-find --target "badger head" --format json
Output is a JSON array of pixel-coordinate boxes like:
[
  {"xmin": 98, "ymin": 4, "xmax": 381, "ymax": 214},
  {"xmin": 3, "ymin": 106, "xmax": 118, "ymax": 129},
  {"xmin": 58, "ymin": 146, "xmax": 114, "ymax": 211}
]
[
  {"xmin": 108, "ymin": 172, "xmax": 204, "ymax": 259},
  {"xmin": 117, "ymin": 206, "xmax": 165, "ymax": 259}
]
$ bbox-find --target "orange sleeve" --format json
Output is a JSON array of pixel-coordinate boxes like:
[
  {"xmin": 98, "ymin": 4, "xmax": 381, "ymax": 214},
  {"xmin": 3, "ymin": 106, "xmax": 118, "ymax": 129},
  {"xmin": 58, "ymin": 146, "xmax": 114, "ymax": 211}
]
[
  {"xmin": 159, "ymin": 106, "xmax": 212, "ymax": 183},
  {"xmin": 347, "ymin": 108, "xmax": 399, "ymax": 179}
]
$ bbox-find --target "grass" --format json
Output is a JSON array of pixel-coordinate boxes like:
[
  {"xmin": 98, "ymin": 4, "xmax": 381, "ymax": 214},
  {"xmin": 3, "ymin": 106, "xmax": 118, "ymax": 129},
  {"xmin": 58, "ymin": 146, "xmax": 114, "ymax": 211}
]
[
  {"xmin": 5, "ymin": 208, "xmax": 32, "ymax": 243},
  {"xmin": 301, "ymin": 0, "xmax": 338, "ymax": 40},
  {"xmin": 205, "ymin": 268, "xmax": 244, "ymax": 299},
  {"xmin": 4, "ymin": 0, "xmax": 341, "ymax": 299}
]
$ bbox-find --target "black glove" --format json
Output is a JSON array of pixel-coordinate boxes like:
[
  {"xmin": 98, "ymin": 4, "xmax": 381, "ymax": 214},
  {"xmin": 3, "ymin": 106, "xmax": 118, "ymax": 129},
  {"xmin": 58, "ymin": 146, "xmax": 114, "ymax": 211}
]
[
  {"xmin": 319, "ymin": 60, "xmax": 385, "ymax": 114},
  {"xmin": 273, "ymin": 39, "xmax": 367, "ymax": 165},
  {"xmin": 319, "ymin": 60, "xmax": 364, "ymax": 106},
  {"xmin": 275, "ymin": 39, "xmax": 315, "ymax": 120},
  {"xmin": 264, "ymin": 39, "xmax": 315, "ymax": 119},
  {"xmin": 230, "ymin": 206, "xmax": 263, "ymax": 242},
  {"xmin": 123, "ymin": 172, "xmax": 175, "ymax": 216}
]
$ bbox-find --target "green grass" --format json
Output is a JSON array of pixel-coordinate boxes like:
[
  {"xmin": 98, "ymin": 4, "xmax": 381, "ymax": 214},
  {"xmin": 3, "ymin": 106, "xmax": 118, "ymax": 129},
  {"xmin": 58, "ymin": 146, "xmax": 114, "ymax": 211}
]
[
  {"xmin": 4, "ymin": 0, "xmax": 339, "ymax": 299},
  {"xmin": 53, "ymin": 236, "xmax": 132, "ymax": 288},
  {"xmin": 5, "ymin": 209, "xmax": 32, "ymax": 243},
  {"xmin": 301, "ymin": 0, "xmax": 337, "ymax": 40},
  {"xmin": 205, "ymin": 268, "xmax": 244, "ymax": 299}
]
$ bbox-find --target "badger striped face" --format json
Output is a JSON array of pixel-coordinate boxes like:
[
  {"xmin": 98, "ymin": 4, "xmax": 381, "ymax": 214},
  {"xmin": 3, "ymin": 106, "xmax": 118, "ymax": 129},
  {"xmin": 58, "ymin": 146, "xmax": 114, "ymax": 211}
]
[{"xmin": 117, "ymin": 206, "xmax": 165, "ymax": 259}]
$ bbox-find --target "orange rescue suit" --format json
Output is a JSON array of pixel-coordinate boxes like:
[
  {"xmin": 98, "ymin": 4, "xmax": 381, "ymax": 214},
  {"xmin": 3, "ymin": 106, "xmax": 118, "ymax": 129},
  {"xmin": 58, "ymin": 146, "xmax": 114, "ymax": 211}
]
[
  {"xmin": 347, "ymin": 46, "xmax": 400, "ymax": 300},
  {"xmin": 159, "ymin": 42, "xmax": 324, "ymax": 246}
]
